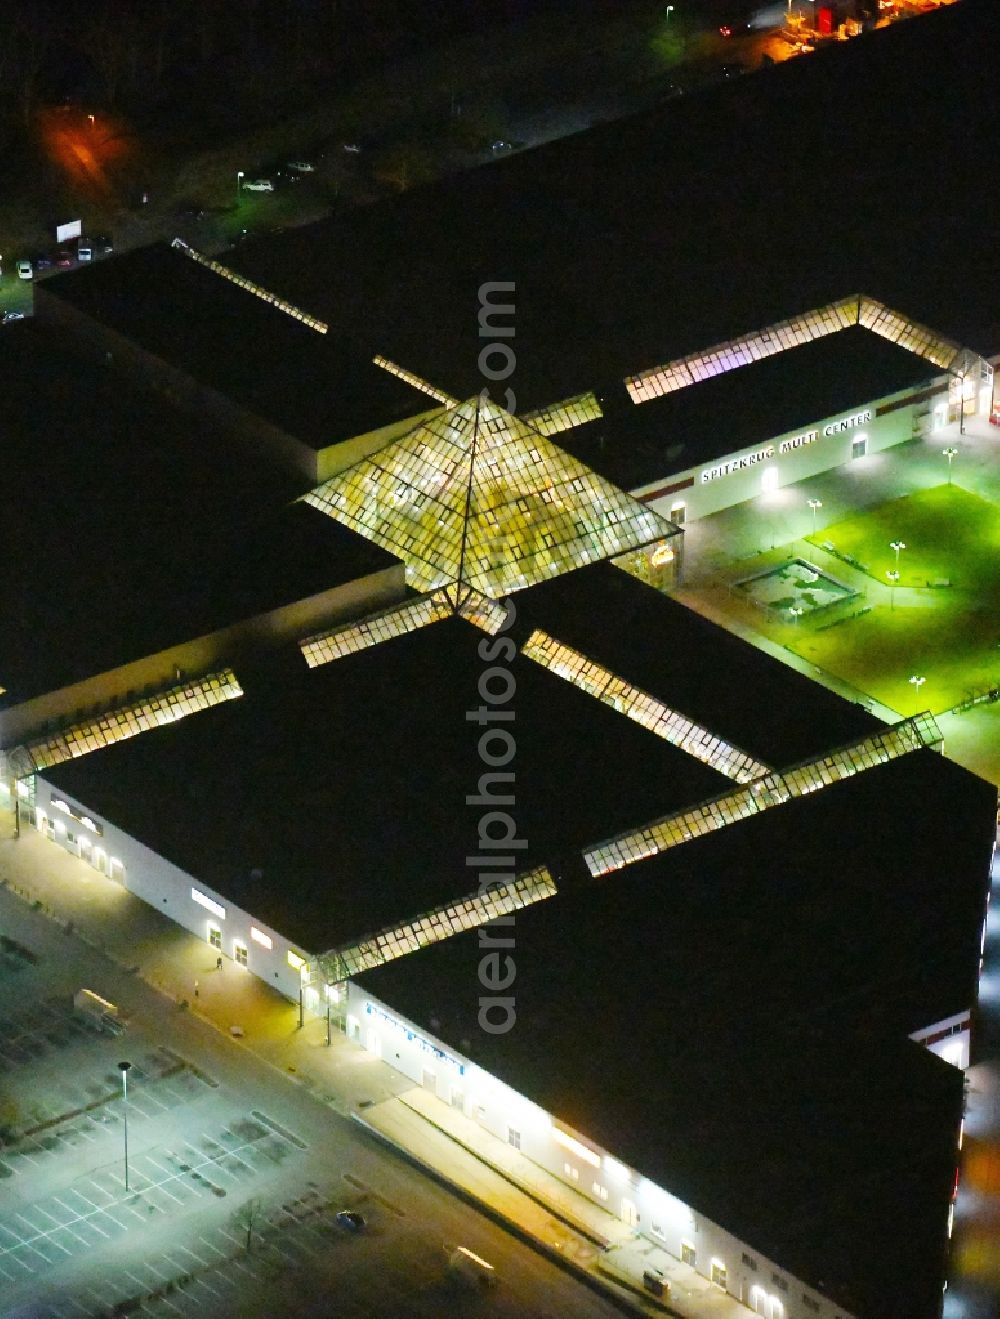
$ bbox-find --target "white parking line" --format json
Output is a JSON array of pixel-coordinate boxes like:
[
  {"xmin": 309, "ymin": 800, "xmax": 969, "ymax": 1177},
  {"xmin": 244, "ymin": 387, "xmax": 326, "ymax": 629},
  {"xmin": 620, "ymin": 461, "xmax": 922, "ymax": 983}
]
[{"xmin": 193, "ymin": 1273, "xmax": 223, "ymax": 1297}]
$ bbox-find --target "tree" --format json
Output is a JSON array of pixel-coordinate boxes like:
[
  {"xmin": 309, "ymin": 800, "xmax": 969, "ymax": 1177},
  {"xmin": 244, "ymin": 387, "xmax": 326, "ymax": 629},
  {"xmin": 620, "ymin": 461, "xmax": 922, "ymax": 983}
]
[
  {"xmin": 231, "ymin": 1197, "xmax": 264, "ymax": 1253},
  {"xmin": 7, "ymin": 1, "xmax": 54, "ymax": 130},
  {"xmin": 0, "ymin": 1094, "xmax": 21, "ymax": 1146},
  {"xmin": 80, "ymin": 3, "xmax": 144, "ymax": 108}
]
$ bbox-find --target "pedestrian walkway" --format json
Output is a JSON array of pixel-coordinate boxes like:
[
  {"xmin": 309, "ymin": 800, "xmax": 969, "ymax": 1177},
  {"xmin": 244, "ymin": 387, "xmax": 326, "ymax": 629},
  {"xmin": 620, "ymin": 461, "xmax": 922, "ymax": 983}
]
[
  {"xmin": 360, "ymin": 1088, "xmax": 749, "ymax": 1317},
  {"xmin": 0, "ymin": 827, "xmax": 756, "ymax": 1317}
]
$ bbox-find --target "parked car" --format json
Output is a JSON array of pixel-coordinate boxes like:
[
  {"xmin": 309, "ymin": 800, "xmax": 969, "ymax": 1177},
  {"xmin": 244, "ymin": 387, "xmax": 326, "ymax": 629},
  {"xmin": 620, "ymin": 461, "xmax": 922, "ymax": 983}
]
[
  {"xmin": 54, "ymin": 251, "xmax": 75, "ymax": 268},
  {"xmin": 242, "ymin": 177, "xmax": 275, "ymax": 192},
  {"xmin": 91, "ymin": 234, "xmax": 114, "ymax": 254},
  {"xmin": 334, "ymin": 1211, "xmax": 366, "ymax": 1232},
  {"xmin": 77, "ymin": 246, "xmax": 93, "ymax": 262},
  {"xmin": 286, "ymin": 159, "xmax": 315, "ymax": 173},
  {"xmin": 342, "ymin": 142, "xmax": 362, "ymax": 154},
  {"xmin": 2, "ymin": 310, "xmax": 25, "ymax": 324},
  {"xmin": 30, "ymin": 252, "xmax": 53, "ymax": 271},
  {"xmin": 16, "ymin": 260, "xmax": 33, "ymax": 280},
  {"xmin": 448, "ymin": 1246, "xmax": 498, "ymax": 1290}
]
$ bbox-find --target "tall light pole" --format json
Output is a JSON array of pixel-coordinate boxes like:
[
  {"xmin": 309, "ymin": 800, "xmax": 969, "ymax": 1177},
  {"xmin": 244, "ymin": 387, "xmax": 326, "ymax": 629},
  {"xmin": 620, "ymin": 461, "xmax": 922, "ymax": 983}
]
[
  {"xmin": 807, "ymin": 498, "xmax": 822, "ymax": 537},
  {"xmin": 909, "ymin": 675, "xmax": 926, "ymax": 697},
  {"xmin": 236, "ymin": 170, "xmax": 244, "ymax": 205},
  {"xmin": 886, "ymin": 569, "xmax": 899, "ymax": 612},
  {"xmin": 890, "ymin": 540, "xmax": 905, "ymax": 577},
  {"xmin": 118, "ymin": 1060, "xmax": 132, "ymax": 1192},
  {"xmin": 942, "ymin": 446, "xmax": 958, "ymax": 485}
]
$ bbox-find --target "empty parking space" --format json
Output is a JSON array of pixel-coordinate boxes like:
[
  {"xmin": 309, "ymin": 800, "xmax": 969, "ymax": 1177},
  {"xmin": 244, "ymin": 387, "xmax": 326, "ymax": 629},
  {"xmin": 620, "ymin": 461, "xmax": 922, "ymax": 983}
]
[
  {"xmin": 2, "ymin": 1051, "xmax": 215, "ymax": 1179},
  {"xmin": 0, "ymin": 1113, "xmax": 299, "ymax": 1290}
]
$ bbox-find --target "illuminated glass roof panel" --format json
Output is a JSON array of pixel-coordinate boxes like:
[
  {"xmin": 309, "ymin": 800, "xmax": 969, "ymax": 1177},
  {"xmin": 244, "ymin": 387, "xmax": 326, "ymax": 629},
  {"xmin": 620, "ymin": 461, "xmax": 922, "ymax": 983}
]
[
  {"xmin": 625, "ymin": 298, "xmax": 859, "ymax": 403},
  {"xmin": 522, "ymin": 392, "xmax": 603, "ymax": 436},
  {"xmin": 300, "ymin": 591, "xmax": 454, "ymax": 667},
  {"xmin": 317, "ymin": 866, "xmax": 556, "ymax": 980},
  {"xmin": 305, "ymin": 396, "xmax": 673, "ymax": 597},
  {"xmin": 585, "ymin": 713, "xmax": 941, "ymax": 877},
  {"xmin": 623, "ymin": 296, "xmax": 974, "ymax": 406},
  {"xmin": 521, "ymin": 630, "xmax": 769, "ymax": 783},
  {"xmin": 13, "ymin": 670, "xmax": 243, "ymax": 776},
  {"xmin": 171, "ymin": 239, "xmax": 328, "ymax": 334},
  {"xmin": 857, "ymin": 297, "xmax": 960, "ymax": 371},
  {"xmin": 371, "ymin": 355, "xmax": 457, "ymax": 405}
]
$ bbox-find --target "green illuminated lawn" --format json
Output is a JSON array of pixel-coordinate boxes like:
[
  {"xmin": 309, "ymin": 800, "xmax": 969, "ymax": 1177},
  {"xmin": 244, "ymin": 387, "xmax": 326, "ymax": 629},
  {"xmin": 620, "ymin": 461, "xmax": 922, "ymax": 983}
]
[
  {"xmin": 806, "ymin": 484, "xmax": 1000, "ymax": 590},
  {"xmin": 752, "ymin": 486, "xmax": 1000, "ymax": 716}
]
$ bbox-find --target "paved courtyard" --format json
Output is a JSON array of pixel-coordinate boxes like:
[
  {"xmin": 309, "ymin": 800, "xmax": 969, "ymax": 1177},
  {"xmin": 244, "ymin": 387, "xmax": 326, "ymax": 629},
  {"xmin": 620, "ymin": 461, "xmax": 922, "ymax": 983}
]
[{"xmin": 677, "ymin": 415, "xmax": 1000, "ymax": 783}]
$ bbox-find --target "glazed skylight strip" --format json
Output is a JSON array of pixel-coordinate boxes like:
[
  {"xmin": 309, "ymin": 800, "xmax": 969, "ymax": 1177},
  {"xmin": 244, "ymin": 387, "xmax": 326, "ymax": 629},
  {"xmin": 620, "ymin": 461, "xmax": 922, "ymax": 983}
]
[
  {"xmin": 625, "ymin": 298, "xmax": 858, "ymax": 403},
  {"xmin": 317, "ymin": 867, "xmax": 557, "ymax": 980},
  {"xmin": 451, "ymin": 587, "xmax": 512, "ymax": 635},
  {"xmin": 20, "ymin": 670, "xmax": 244, "ymax": 773},
  {"xmin": 371, "ymin": 355, "xmax": 457, "ymax": 405},
  {"xmin": 300, "ymin": 592, "xmax": 455, "ymax": 667},
  {"xmin": 857, "ymin": 297, "xmax": 960, "ymax": 370},
  {"xmin": 170, "ymin": 238, "xmax": 328, "ymax": 333},
  {"xmin": 622, "ymin": 296, "xmax": 972, "ymax": 404},
  {"xmin": 522, "ymin": 630, "xmax": 768, "ymax": 782},
  {"xmin": 585, "ymin": 713, "xmax": 941, "ymax": 877},
  {"xmin": 522, "ymin": 393, "xmax": 603, "ymax": 436}
]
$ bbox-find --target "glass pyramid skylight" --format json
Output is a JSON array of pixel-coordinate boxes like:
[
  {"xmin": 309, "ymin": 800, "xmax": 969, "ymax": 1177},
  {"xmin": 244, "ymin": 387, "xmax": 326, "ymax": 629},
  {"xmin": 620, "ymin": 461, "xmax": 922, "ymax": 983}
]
[{"xmin": 305, "ymin": 396, "xmax": 677, "ymax": 597}]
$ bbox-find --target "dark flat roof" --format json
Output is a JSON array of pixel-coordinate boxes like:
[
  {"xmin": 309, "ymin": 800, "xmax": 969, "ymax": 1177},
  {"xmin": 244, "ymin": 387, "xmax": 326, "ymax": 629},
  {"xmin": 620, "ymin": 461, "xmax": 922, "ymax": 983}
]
[
  {"xmin": 565, "ymin": 327, "xmax": 936, "ymax": 491},
  {"xmin": 45, "ymin": 617, "xmax": 727, "ymax": 952},
  {"xmin": 225, "ymin": 1, "xmax": 999, "ymax": 414},
  {"xmin": 45, "ymin": 243, "xmax": 431, "ymax": 449},
  {"xmin": 0, "ymin": 324, "xmax": 393, "ymax": 708},
  {"xmin": 515, "ymin": 562, "xmax": 882, "ymax": 768},
  {"xmin": 359, "ymin": 751, "xmax": 997, "ymax": 1319}
]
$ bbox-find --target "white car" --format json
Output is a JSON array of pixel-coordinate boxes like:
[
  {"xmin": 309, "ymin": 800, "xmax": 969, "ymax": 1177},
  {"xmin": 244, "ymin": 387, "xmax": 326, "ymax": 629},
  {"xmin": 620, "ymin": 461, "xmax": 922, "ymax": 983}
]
[
  {"xmin": 287, "ymin": 160, "xmax": 315, "ymax": 173},
  {"xmin": 242, "ymin": 178, "xmax": 274, "ymax": 192},
  {"xmin": 2, "ymin": 310, "xmax": 25, "ymax": 324},
  {"xmin": 16, "ymin": 260, "xmax": 32, "ymax": 280}
]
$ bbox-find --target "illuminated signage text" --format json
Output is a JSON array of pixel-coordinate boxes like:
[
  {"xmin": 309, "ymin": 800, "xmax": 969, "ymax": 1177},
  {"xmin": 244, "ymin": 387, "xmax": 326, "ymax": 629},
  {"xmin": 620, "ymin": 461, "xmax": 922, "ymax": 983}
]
[
  {"xmin": 823, "ymin": 408, "xmax": 871, "ymax": 436},
  {"xmin": 701, "ymin": 445, "xmax": 774, "ymax": 483},
  {"xmin": 779, "ymin": 430, "xmax": 818, "ymax": 454}
]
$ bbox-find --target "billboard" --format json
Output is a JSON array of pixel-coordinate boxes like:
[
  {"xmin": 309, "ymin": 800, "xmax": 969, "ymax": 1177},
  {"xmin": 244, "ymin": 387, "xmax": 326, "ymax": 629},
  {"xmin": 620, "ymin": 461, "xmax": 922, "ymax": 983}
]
[{"xmin": 55, "ymin": 220, "xmax": 82, "ymax": 243}]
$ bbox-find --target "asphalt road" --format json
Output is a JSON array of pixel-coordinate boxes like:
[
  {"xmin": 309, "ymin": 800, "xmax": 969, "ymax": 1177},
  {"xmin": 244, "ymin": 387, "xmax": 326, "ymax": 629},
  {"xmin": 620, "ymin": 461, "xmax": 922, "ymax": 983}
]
[{"xmin": 0, "ymin": 884, "xmax": 624, "ymax": 1318}]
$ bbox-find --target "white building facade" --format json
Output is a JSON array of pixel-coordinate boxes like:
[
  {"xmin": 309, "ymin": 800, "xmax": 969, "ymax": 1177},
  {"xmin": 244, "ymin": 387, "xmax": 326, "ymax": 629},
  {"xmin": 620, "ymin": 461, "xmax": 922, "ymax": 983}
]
[
  {"xmin": 632, "ymin": 359, "xmax": 995, "ymax": 528},
  {"xmin": 343, "ymin": 981, "xmax": 856, "ymax": 1319},
  {"xmin": 2, "ymin": 775, "xmax": 310, "ymax": 1003}
]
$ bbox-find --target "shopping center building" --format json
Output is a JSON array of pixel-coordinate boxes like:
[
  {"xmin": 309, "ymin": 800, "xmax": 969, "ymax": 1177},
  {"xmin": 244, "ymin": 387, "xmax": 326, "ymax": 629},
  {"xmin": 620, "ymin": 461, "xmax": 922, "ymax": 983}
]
[{"xmin": 4, "ymin": 4, "xmax": 1000, "ymax": 1315}]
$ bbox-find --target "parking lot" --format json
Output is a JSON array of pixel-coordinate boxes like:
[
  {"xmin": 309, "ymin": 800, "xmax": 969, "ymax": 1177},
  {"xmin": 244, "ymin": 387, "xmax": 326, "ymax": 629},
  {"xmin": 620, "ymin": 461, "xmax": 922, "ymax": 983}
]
[{"xmin": 0, "ymin": 867, "xmax": 624, "ymax": 1319}]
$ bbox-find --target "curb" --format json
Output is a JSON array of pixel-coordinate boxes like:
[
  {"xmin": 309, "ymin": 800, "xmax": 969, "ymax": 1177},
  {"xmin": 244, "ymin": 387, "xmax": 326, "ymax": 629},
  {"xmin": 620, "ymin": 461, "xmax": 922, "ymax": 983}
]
[
  {"xmin": 395, "ymin": 1094, "xmax": 611, "ymax": 1249},
  {"xmin": 351, "ymin": 1111, "xmax": 650, "ymax": 1317}
]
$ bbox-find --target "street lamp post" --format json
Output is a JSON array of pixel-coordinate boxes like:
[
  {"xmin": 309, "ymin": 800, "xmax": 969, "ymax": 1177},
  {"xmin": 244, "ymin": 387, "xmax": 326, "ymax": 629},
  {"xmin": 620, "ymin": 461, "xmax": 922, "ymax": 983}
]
[
  {"xmin": 118, "ymin": 1060, "xmax": 132, "ymax": 1192},
  {"xmin": 236, "ymin": 170, "xmax": 244, "ymax": 205},
  {"xmin": 942, "ymin": 446, "xmax": 958, "ymax": 485},
  {"xmin": 886, "ymin": 569, "xmax": 899, "ymax": 612},
  {"xmin": 909, "ymin": 675, "xmax": 926, "ymax": 697},
  {"xmin": 807, "ymin": 498, "xmax": 822, "ymax": 537},
  {"xmin": 890, "ymin": 540, "xmax": 905, "ymax": 576}
]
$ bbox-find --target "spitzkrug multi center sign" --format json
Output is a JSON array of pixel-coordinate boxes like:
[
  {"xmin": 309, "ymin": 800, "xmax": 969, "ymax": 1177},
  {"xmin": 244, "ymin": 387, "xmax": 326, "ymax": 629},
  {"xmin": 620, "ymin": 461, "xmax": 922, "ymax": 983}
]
[{"xmin": 700, "ymin": 409, "xmax": 872, "ymax": 483}]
